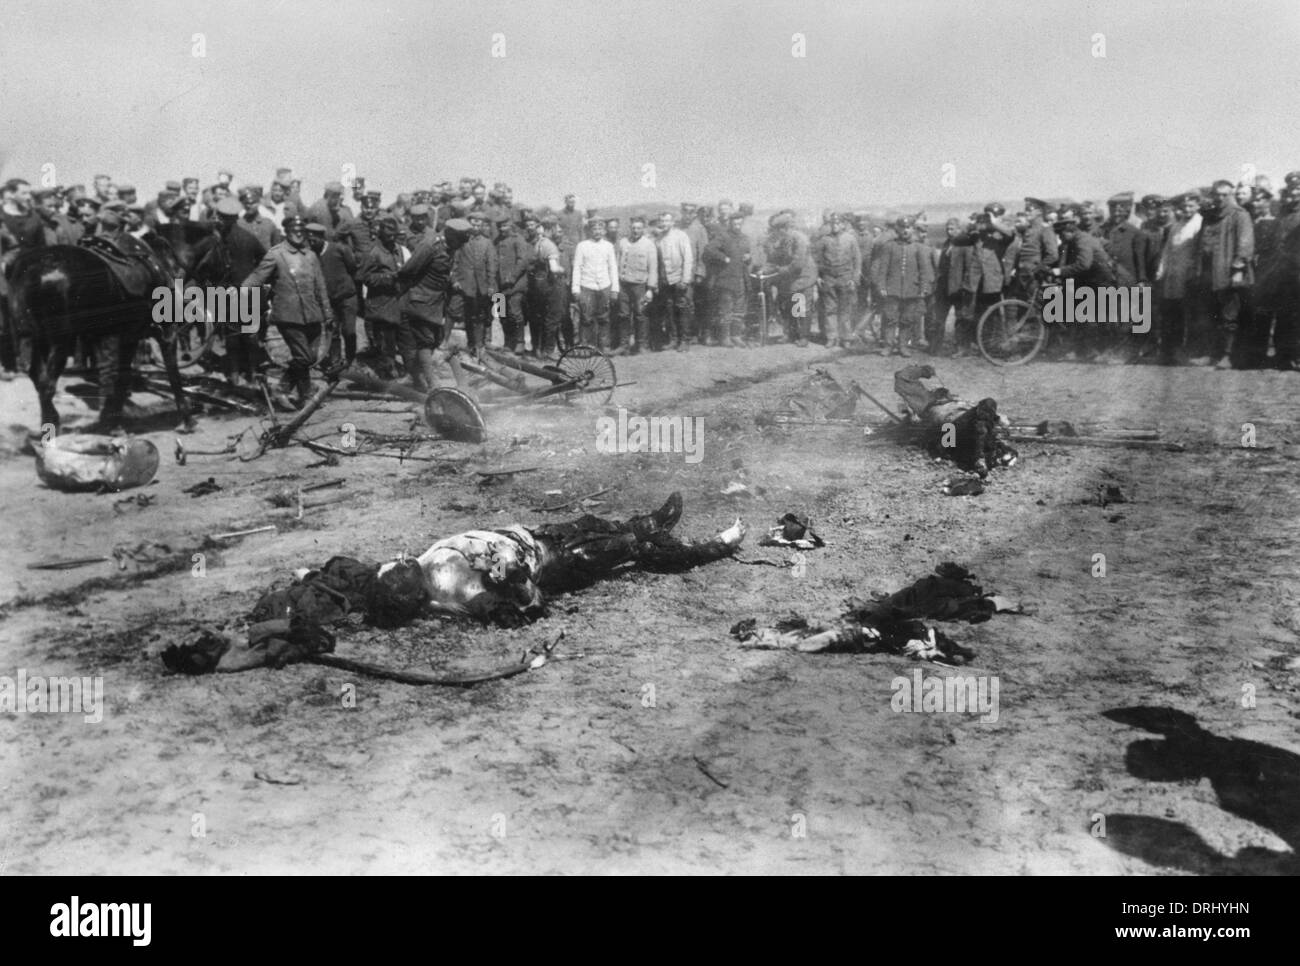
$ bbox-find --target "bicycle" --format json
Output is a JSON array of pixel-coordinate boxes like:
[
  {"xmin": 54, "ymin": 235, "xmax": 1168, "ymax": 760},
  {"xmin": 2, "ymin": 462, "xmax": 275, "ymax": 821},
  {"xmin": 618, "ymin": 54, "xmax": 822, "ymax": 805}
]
[{"xmin": 975, "ymin": 270, "xmax": 1056, "ymax": 365}]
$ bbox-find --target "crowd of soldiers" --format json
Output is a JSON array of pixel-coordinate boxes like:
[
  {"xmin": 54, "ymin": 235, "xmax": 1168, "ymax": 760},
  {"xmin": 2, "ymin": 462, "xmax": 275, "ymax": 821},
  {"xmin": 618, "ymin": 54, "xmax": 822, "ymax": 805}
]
[{"xmin": 2, "ymin": 166, "xmax": 1298, "ymax": 409}]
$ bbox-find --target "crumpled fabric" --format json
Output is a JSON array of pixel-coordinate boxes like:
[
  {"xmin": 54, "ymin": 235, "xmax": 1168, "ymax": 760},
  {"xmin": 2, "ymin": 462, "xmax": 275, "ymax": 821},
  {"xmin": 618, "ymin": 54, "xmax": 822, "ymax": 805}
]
[{"xmin": 759, "ymin": 512, "xmax": 825, "ymax": 549}]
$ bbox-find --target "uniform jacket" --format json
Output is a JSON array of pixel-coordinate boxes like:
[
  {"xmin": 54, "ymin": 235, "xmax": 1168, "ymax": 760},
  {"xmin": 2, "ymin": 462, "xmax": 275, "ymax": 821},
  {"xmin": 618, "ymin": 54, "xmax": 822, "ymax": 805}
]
[
  {"xmin": 1195, "ymin": 202, "xmax": 1255, "ymax": 291},
  {"xmin": 304, "ymin": 200, "xmax": 357, "ymax": 242},
  {"xmin": 358, "ymin": 242, "xmax": 410, "ymax": 323},
  {"xmin": 813, "ymin": 230, "xmax": 862, "ymax": 285},
  {"xmin": 764, "ymin": 229, "xmax": 818, "ymax": 292},
  {"xmin": 872, "ymin": 237, "xmax": 934, "ymax": 298},
  {"xmin": 241, "ymin": 240, "xmax": 329, "ymax": 326},
  {"xmin": 451, "ymin": 235, "xmax": 497, "ymax": 297},
  {"xmin": 1057, "ymin": 231, "xmax": 1112, "ymax": 286},
  {"xmin": 702, "ymin": 228, "xmax": 751, "ymax": 296},
  {"xmin": 317, "ymin": 241, "xmax": 358, "ymax": 301},
  {"xmin": 495, "ymin": 232, "xmax": 532, "ymax": 294},
  {"xmin": 1102, "ymin": 220, "xmax": 1150, "ymax": 285},
  {"xmin": 685, "ymin": 220, "xmax": 709, "ymax": 281}
]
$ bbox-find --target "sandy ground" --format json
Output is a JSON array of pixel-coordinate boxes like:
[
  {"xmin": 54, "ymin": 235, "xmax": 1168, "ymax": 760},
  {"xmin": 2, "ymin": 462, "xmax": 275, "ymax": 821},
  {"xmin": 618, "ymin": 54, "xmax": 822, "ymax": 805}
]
[{"xmin": 2, "ymin": 340, "xmax": 1299, "ymax": 875}]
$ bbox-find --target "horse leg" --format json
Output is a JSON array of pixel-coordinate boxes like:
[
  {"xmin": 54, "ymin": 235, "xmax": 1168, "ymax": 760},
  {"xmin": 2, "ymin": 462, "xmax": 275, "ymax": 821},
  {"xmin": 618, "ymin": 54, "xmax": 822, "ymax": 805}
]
[
  {"xmin": 28, "ymin": 338, "xmax": 67, "ymax": 434},
  {"xmin": 157, "ymin": 328, "xmax": 196, "ymax": 433}
]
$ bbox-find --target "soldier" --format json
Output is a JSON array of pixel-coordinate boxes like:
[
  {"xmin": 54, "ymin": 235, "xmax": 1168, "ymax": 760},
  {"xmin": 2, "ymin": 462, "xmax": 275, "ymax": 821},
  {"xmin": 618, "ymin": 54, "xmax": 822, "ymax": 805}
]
[
  {"xmin": 449, "ymin": 211, "xmax": 497, "ymax": 356},
  {"xmin": 871, "ymin": 217, "xmax": 933, "ymax": 357},
  {"xmin": 557, "ymin": 193, "xmax": 584, "ymax": 247},
  {"xmin": 656, "ymin": 211, "xmax": 696, "ymax": 351},
  {"xmin": 1049, "ymin": 208, "xmax": 1114, "ymax": 362},
  {"xmin": 240, "ymin": 215, "xmax": 330, "ymax": 408},
  {"xmin": 762, "ymin": 213, "xmax": 818, "ymax": 348},
  {"xmin": 494, "ymin": 212, "xmax": 532, "ymax": 353},
  {"xmin": 188, "ymin": 196, "xmax": 268, "ymax": 387},
  {"xmin": 1016, "ymin": 197, "xmax": 1060, "ymax": 291},
  {"xmin": 812, "ymin": 212, "xmax": 861, "ymax": 349},
  {"xmin": 617, "ymin": 214, "xmax": 660, "ymax": 354},
  {"xmin": 236, "ymin": 186, "xmax": 282, "ymax": 249},
  {"xmin": 304, "ymin": 222, "xmax": 359, "ymax": 368},
  {"xmin": 524, "ymin": 214, "xmax": 564, "ymax": 358},
  {"xmin": 547, "ymin": 217, "xmax": 576, "ymax": 350},
  {"xmin": 305, "ymin": 181, "xmax": 356, "ymax": 242},
  {"xmin": 394, "ymin": 208, "xmax": 460, "ymax": 389},
  {"xmin": 1155, "ymin": 193, "xmax": 1203, "ymax": 366},
  {"xmin": 703, "ymin": 211, "xmax": 751, "ymax": 348},
  {"xmin": 1194, "ymin": 179, "xmax": 1255, "ymax": 369},
  {"xmin": 357, "ymin": 214, "xmax": 410, "ymax": 379}
]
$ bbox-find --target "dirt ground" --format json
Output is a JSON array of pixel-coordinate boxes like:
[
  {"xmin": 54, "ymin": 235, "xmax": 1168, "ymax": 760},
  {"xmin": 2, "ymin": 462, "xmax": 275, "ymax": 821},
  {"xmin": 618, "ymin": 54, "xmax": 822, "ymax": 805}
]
[{"xmin": 2, "ymin": 339, "xmax": 1299, "ymax": 875}]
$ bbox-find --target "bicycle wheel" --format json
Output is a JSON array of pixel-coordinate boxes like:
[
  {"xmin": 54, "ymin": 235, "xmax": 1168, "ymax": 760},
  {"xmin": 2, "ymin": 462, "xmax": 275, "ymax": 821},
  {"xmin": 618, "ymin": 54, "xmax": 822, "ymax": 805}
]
[
  {"xmin": 424, "ymin": 387, "xmax": 488, "ymax": 442},
  {"xmin": 977, "ymin": 299, "xmax": 1047, "ymax": 366},
  {"xmin": 556, "ymin": 345, "xmax": 617, "ymax": 405}
]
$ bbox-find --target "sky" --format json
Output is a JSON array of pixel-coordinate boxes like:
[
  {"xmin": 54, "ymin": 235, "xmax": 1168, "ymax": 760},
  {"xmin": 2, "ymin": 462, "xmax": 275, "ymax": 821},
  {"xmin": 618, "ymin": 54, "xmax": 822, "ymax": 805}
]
[{"xmin": 2, "ymin": 0, "xmax": 1299, "ymax": 212}]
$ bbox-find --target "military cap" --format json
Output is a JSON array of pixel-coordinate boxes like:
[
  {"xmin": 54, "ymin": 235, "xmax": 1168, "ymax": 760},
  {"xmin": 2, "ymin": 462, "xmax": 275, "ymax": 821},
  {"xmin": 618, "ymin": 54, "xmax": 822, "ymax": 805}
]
[
  {"xmin": 126, "ymin": 200, "xmax": 147, "ymax": 213},
  {"xmin": 738, "ymin": 202, "xmax": 754, "ymax": 217},
  {"xmin": 237, "ymin": 186, "xmax": 259, "ymax": 202},
  {"xmin": 165, "ymin": 196, "xmax": 192, "ymax": 214},
  {"xmin": 375, "ymin": 214, "xmax": 399, "ymax": 230},
  {"xmin": 540, "ymin": 216, "xmax": 559, "ymax": 228},
  {"xmin": 98, "ymin": 207, "xmax": 124, "ymax": 228},
  {"xmin": 945, "ymin": 217, "xmax": 961, "ymax": 228},
  {"xmin": 74, "ymin": 197, "xmax": 100, "ymax": 212},
  {"xmin": 213, "ymin": 197, "xmax": 242, "ymax": 216},
  {"xmin": 282, "ymin": 215, "xmax": 306, "ymax": 231},
  {"xmin": 451, "ymin": 198, "xmax": 473, "ymax": 214},
  {"xmin": 1107, "ymin": 191, "xmax": 1134, "ymax": 205},
  {"xmin": 490, "ymin": 211, "xmax": 512, "ymax": 224},
  {"xmin": 585, "ymin": 207, "xmax": 599, "ymax": 218},
  {"xmin": 770, "ymin": 213, "xmax": 792, "ymax": 229},
  {"xmin": 364, "ymin": 190, "xmax": 382, "ymax": 201},
  {"xmin": 116, "ymin": 183, "xmax": 136, "ymax": 195},
  {"xmin": 1053, "ymin": 208, "xmax": 1080, "ymax": 228},
  {"xmin": 727, "ymin": 211, "xmax": 745, "ymax": 223},
  {"xmin": 718, "ymin": 198, "xmax": 733, "ymax": 209},
  {"xmin": 1253, "ymin": 184, "xmax": 1274, "ymax": 202},
  {"xmin": 680, "ymin": 202, "xmax": 697, "ymax": 211},
  {"xmin": 164, "ymin": 180, "xmax": 182, "ymax": 192},
  {"xmin": 516, "ymin": 208, "xmax": 534, "ymax": 223},
  {"xmin": 304, "ymin": 222, "xmax": 328, "ymax": 235},
  {"xmin": 1024, "ymin": 196, "xmax": 1047, "ymax": 211},
  {"xmin": 409, "ymin": 203, "xmax": 431, "ymax": 218},
  {"xmin": 983, "ymin": 202, "xmax": 1005, "ymax": 217},
  {"xmin": 1139, "ymin": 194, "xmax": 1165, "ymax": 209},
  {"xmin": 273, "ymin": 176, "xmax": 293, "ymax": 189},
  {"xmin": 323, "ymin": 181, "xmax": 346, "ymax": 194},
  {"xmin": 892, "ymin": 216, "xmax": 911, "ymax": 230},
  {"xmin": 443, "ymin": 217, "xmax": 472, "ymax": 234},
  {"xmin": 1285, "ymin": 171, "xmax": 1300, "ymax": 188},
  {"xmin": 466, "ymin": 209, "xmax": 487, "ymax": 222}
]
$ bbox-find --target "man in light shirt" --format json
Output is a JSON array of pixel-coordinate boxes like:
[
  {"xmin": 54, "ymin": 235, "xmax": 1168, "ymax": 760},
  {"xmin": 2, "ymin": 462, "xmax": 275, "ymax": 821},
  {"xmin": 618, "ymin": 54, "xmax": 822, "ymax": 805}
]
[
  {"xmin": 656, "ymin": 211, "xmax": 695, "ymax": 351},
  {"xmin": 571, "ymin": 217, "xmax": 619, "ymax": 350},
  {"xmin": 617, "ymin": 215, "xmax": 659, "ymax": 354}
]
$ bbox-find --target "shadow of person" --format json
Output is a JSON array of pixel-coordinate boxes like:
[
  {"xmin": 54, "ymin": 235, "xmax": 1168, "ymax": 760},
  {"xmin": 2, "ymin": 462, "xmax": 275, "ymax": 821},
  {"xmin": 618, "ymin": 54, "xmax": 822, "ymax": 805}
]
[{"xmin": 1101, "ymin": 706, "xmax": 1300, "ymax": 874}]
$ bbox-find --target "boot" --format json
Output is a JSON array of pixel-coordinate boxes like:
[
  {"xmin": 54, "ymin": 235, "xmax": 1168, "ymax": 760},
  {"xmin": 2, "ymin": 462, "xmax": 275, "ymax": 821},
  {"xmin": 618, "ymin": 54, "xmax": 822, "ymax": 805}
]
[{"xmin": 418, "ymin": 348, "xmax": 438, "ymax": 391}]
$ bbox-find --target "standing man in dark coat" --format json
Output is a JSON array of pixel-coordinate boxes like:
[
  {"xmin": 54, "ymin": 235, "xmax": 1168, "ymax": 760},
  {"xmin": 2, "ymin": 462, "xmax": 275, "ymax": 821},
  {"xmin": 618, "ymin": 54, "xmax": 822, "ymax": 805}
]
[
  {"xmin": 394, "ymin": 208, "xmax": 462, "ymax": 390},
  {"xmin": 305, "ymin": 222, "xmax": 359, "ymax": 367},
  {"xmin": 449, "ymin": 210, "xmax": 497, "ymax": 356},
  {"xmin": 357, "ymin": 214, "xmax": 409, "ymax": 379},
  {"xmin": 494, "ymin": 213, "xmax": 532, "ymax": 353}
]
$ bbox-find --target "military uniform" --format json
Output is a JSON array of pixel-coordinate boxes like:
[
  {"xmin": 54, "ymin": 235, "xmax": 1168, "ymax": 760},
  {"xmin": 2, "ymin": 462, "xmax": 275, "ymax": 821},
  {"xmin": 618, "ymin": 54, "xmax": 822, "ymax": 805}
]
[
  {"xmin": 495, "ymin": 225, "xmax": 532, "ymax": 351},
  {"xmin": 396, "ymin": 226, "xmax": 453, "ymax": 389},
  {"xmin": 240, "ymin": 236, "xmax": 330, "ymax": 401},
  {"xmin": 449, "ymin": 232, "xmax": 497, "ymax": 354},
  {"xmin": 358, "ymin": 236, "xmax": 410, "ymax": 378}
]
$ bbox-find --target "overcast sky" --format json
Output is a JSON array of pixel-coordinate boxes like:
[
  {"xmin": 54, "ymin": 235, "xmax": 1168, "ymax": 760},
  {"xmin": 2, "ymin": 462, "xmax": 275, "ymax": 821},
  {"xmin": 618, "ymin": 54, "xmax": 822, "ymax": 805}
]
[{"xmin": 2, "ymin": 0, "xmax": 1297, "ymax": 210}]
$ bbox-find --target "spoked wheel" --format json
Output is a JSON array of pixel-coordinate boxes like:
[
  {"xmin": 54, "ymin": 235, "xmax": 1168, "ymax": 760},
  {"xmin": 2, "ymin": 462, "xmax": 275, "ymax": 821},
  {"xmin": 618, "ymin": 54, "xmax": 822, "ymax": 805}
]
[
  {"xmin": 424, "ymin": 387, "xmax": 488, "ymax": 442},
  {"xmin": 976, "ymin": 298, "xmax": 1047, "ymax": 366},
  {"xmin": 556, "ymin": 344, "xmax": 617, "ymax": 405},
  {"xmin": 172, "ymin": 309, "xmax": 223, "ymax": 370}
]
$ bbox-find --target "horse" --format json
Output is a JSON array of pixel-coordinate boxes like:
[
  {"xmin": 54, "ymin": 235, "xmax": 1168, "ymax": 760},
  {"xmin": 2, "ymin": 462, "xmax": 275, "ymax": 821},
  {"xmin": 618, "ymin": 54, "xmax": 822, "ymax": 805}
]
[{"xmin": 7, "ymin": 229, "xmax": 206, "ymax": 433}]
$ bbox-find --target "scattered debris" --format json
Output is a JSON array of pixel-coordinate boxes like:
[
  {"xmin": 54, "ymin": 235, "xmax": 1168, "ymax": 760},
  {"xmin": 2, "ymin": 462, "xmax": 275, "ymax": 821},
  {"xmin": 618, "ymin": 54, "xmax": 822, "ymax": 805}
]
[
  {"xmin": 759, "ymin": 512, "xmax": 825, "ymax": 549},
  {"xmin": 183, "ymin": 478, "xmax": 223, "ymax": 498},
  {"xmin": 530, "ymin": 486, "xmax": 614, "ymax": 512},
  {"xmin": 944, "ymin": 477, "xmax": 985, "ymax": 497},
  {"xmin": 253, "ymin": 770, "xmax": 303, "ymax": 786},
  {"xmin": 693, "ymin": 756, "xmax": 730, "ymax": 789},
  {"xmin": 113, "ymin": 492, "xmax": 156, "ymax": 511},
  {"xmin": 210, "ymin": 525, "xmax": 277, "ymax": 542}
]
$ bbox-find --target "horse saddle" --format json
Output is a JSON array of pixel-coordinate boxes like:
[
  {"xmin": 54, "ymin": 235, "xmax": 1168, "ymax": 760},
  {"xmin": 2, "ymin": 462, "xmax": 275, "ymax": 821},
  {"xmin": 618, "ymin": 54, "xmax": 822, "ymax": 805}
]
[{"xmin": 78, "ymin": 235, "xmax": 160, "ymax": 298}]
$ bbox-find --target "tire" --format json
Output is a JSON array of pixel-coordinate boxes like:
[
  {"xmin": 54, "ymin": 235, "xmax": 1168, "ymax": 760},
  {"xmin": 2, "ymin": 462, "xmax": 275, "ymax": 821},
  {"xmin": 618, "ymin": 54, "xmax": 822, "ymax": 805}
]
[
  {"xmin": 556, "ymin": 344, "xmax": 617, "ymax": 405},
  {"xmin": 424, "ymin": 386, "xmax": 488, "ymax": 442},
  {"xmin": 976, "ymin": 298, "xmax": 1047, "ymax": 366}
]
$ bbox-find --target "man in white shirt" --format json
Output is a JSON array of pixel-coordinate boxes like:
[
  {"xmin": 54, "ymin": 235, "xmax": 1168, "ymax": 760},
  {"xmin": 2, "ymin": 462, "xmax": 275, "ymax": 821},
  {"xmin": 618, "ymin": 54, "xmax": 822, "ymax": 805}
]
[{"xmin": 571, "ymin": 217, "xmax": 619, "ymax": 350}]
